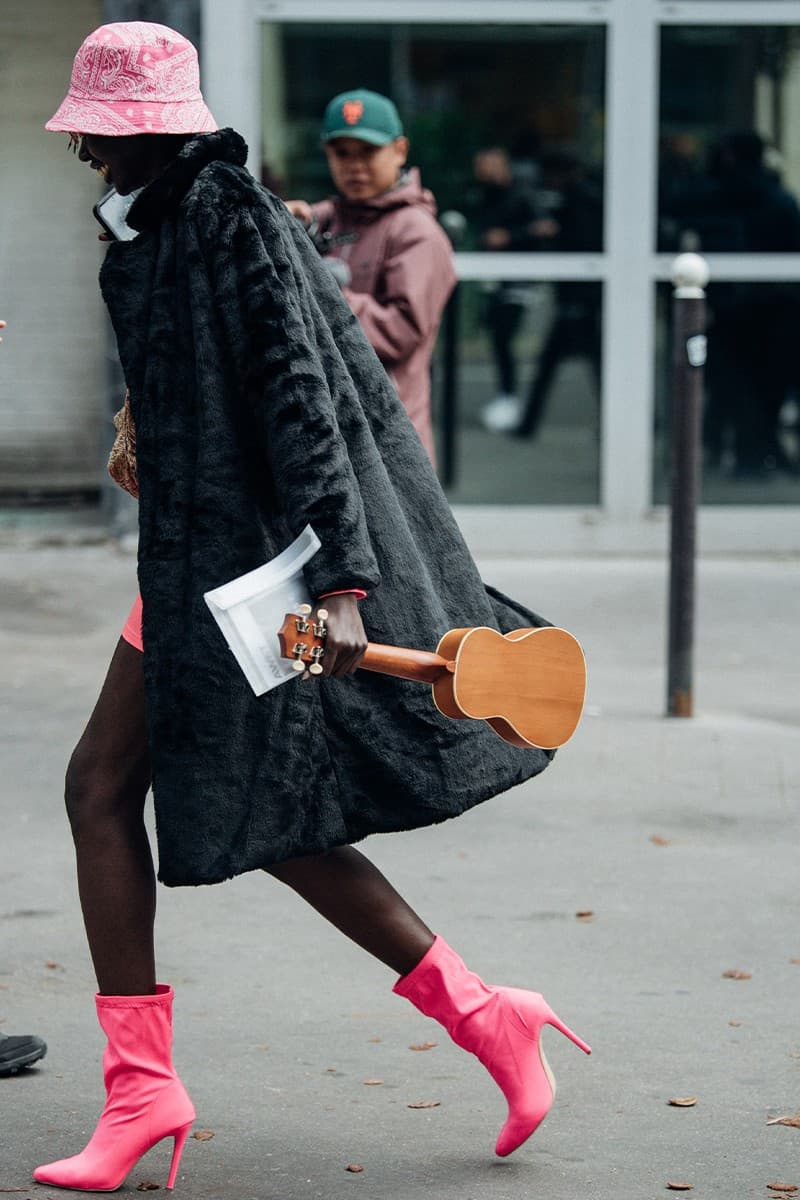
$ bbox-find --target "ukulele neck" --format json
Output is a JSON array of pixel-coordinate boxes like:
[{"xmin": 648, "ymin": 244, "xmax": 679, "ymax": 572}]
[{"xmin": 360, "ymin": 643, "xmax": 455, "ymax": 685}]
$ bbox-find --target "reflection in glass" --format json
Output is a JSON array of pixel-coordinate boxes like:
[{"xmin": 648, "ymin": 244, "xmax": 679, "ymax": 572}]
[
  {"xmin": 261, "ymin": 22, "xmax": 605, "ymax": 250},
  {"xmin": 659, "ymin": 26, "xmax": 800, "ymax": 252},
  {"xmin": 471, "ymin": 147, "xmax": 603, "ymax": 257},
  {"xmin": 435, "ymin": 281, "xmax": 601, "ymax": 505},
  {"xmin": 654, "ymin": 283, "xmax": 800, "ymax": 504}
]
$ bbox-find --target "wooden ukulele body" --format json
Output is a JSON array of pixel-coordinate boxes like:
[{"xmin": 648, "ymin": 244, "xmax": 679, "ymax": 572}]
[
  {"xmin": 432, "ymin": 626, "xmax": 586, "ymax": 749},
  {"xmin": 278, "ymin": 612, "xmax": 586, "ymax": 750}
]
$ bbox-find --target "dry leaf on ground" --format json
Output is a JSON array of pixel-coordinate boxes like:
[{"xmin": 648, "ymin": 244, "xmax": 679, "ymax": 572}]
[
  {"xmin": 666, "ymin": 1184, "xmax": 693, "ymax": 1192},
  {"xmin": 791, "ymin": 959, "xmax": 800, "ymax": 966},
  {"xmin": 722, "ymin": 969, "xmax": 752, "ymax": 980},
  {"xmin": 576, "ymin": 910, "xmax": 595, "ymax": 921},
  {"xmin": 192, "ymin": 1130, "xmax": 215, "ymax": 1141},
  {"xmin": 767, "ymin": 1114, "xmax": 800, "ymax": 1128},
  {"xmin": 136, "ymin": 1183, "xmax": 161, "ymax": 1192},
  {"xmin": 651, "ymin": 835, "xmax": 671, "ymax": 846},
  {"xmin": 407, "ymin": 1100, "xmax": 441, "ymax": 1109},
  {"xmin": 367, "ymin": 1037, "xmax": 382, "ymax": 1043},
  {"xmin": 345, "ymin": 1164, "xmax": 364, "ymax": 1173},
  {"xmin": 409, "ymin": 1042, "xmax": 437, "ymax": 1051},
  {"xmin": 362, "ymin": 1079, "xmax": 384, "ymax": 1086},
  {"xmin": 44, "ymin": 962, "xmax": 60, "ymax": 970},
  {"xmin": 668, "ymin": 1097, "xmax": 697, "ymax": 1107},
  {"xmin": 729, "ymin": 1020, "xmax": 743, "ymax": 1027},
  {"xmin": 767, "ymin": 1185, "xmax": 798, "ymax": 1194}
]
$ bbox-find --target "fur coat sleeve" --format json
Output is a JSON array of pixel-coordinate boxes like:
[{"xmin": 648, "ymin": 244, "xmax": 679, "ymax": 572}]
[{"xmin": 189, "ymin": 185, "xmax": 381, "ymax": 599}]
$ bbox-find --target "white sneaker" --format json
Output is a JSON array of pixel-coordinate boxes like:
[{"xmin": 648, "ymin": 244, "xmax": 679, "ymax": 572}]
[{"xmin": 480, "ymin": 394, "xmax": 523, "ymax": 433}]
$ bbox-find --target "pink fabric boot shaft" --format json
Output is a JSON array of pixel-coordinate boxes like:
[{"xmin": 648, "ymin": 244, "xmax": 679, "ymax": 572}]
[
  {"xmin": 34, "ymin": 985, "xmax": 195, "ymax": 1191},
  {"xmin": 393, "ymin": 935, "xmax": 590, "ymax": 1157}
]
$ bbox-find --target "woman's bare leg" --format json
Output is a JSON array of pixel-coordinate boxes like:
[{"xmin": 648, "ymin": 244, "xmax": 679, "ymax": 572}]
[
  {"xmin": 267, "ymin": 846, "xmax": 434, "ymax": 976},
  {"xmin": 64, "ymin": 639, "xmax": 155, "ymax": 995}
]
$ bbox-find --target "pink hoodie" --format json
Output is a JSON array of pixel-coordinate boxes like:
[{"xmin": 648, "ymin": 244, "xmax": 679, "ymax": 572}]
[{"xmin": 311, "ymin": 168, "xmax": 456, "ymax": 463}]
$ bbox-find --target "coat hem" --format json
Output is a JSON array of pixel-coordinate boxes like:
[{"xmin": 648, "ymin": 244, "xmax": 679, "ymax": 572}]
[{"xmin": 155, "ymin": 757, "xmax": 550, "ymax": 888}]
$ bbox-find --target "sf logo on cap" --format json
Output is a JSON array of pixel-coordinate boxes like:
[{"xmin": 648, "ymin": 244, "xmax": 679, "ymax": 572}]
[{"xmin": 342, "ymin": 100, "xmax": 364, "ymax": 126}]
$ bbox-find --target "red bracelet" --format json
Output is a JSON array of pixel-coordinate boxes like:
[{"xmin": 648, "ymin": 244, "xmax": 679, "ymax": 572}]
[{"xmin": 318, "ymin": 588, "xmax": 368, "ymax": 601}]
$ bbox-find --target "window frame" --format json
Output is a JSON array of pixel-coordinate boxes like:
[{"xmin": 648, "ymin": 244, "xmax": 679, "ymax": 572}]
[{"xmin": 201, "ymin": 0, "xmax": 800, "ymax": 552}]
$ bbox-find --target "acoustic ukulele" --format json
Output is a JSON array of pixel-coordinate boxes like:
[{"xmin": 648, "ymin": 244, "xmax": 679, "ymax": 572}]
[{"xmin": 278, "ymin": 606, "xmax": 586, "ymax": 750}]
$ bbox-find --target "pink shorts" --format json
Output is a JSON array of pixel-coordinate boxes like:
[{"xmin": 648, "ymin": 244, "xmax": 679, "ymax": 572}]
[{"xmin": 121, "ymin": 595, "xmax": 144, "ymax": 653}]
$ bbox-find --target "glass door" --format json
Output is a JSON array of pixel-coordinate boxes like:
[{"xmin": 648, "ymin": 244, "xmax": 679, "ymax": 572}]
[
  {"xmin": 655, "ymin": 17, "xmax": 800, "ymax": 504},
  {"xmin": 258, "ymin": 16, "xmax": 607, "ymax": 505}
]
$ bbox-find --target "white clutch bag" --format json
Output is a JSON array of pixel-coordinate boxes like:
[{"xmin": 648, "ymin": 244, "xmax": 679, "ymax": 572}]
[{"xmin": 203, "ymin": 525, "xmax": 321, "ymax": 695}]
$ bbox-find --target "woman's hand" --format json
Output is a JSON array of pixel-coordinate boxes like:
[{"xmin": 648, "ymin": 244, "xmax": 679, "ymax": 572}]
[
  {"xmin": 284, "ymin": 199, "xmax": 314, "ymax": 225},
  {"xmin": 317, "ymin": 594, "xmax": 368, "ymax": 678}
]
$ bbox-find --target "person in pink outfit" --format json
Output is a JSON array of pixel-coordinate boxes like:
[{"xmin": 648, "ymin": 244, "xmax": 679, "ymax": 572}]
[
  {"xmin": 35, "ymin": 23, "xmax": 590, "ymax": 1195},
  {"xmin": 286, "ymin": 89, "xmax": 456, "ymax": 464}
]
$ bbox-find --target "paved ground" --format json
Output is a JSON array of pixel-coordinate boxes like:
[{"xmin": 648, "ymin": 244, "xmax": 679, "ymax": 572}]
[{"xmin": 1, "ymin": 540, "xmax": 798, "ymax": 1199}]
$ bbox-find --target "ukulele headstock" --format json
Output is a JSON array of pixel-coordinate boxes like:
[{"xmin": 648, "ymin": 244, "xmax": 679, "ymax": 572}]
[{"xmin": 278, "ymin": 604, "xmax": 328, "ymax": 675}]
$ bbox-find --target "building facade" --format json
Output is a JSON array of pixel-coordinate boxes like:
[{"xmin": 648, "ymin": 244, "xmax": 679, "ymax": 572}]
[
  {"xmin": 3, "ymin": 0, "xmax": 800, "ymax": 552},
  {"xmin": 202, "ymin": 0, "xmax": 800, "ymax": 553}
]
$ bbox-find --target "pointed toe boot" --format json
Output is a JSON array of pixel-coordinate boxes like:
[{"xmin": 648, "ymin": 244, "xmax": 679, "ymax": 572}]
[
  {"xmin": 394, "ymin": 935, "xmax": 591, "ymax": 1157},
  {"xmin": 34, "ymin": 985, "xmax": 195, "ymax": 1192}
]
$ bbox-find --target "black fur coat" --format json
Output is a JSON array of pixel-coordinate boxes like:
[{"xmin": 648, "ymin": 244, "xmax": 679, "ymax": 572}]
[{"xmin": 99, "ymin": 129, "xmax": 553, "ymax": 887}]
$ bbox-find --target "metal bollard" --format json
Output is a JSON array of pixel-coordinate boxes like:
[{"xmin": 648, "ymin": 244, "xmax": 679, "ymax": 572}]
[
  {"xmin": 439, "ymin": 287, "xmax": 460, "ymax": 488},
  {"xmin": 438, "ymin": 211, "xmax": 467, "ymax": 488},
  {"xmin": 666, "ymin": 253, "xmax": 709, "ymax": 718}
]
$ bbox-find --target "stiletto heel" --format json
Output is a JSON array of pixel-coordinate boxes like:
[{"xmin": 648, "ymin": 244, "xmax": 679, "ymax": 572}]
[
  {"xmin": 166, "ymin": 1123, "xmax": 192, "ymax": 1191},
  {"xmin": 394, "ymin": 936, "xmax": 592, "ymax": 1158},
  {"xmin": 544, "ymin": 1007, "xmax": 592, "ymax": 1056}
]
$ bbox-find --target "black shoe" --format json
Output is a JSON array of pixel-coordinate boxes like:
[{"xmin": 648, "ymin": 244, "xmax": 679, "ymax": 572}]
[{"xmin": 0, "ymin": 1032, "xmax": 47, "ymax": 1076}]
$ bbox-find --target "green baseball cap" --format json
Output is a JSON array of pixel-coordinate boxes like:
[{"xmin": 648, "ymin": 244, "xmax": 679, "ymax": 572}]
[{"xmin": 321, "ymin": 89, "xmax": 404, "ymax": 146}]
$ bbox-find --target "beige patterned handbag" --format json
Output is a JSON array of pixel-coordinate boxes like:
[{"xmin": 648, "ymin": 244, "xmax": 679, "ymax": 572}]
[{"xmin": 107, "ymin": 390, "xmax": 139, "ymax": 499}]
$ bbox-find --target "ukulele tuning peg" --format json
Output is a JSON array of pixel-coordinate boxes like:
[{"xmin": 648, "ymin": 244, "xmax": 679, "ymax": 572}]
[
  {"xmin": 308, "ymin": 662, "xmax": 324, "ymax": 676},
  {"xmin": 316, "ymin": 608, "xmax": 328, "ymax": 621},
  {"xmin": 291, "ymin": 642, "xmax": 307, "ymax": 671},
  {"xmin": 299, "ymin": 603, "xmax": 312, "ymax": 616}
]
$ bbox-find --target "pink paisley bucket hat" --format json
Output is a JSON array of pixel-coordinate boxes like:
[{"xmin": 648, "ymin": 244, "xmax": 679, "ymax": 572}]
[{"xmin": 46, "ymin": 22, "xmax": 217, "ymax": 136}]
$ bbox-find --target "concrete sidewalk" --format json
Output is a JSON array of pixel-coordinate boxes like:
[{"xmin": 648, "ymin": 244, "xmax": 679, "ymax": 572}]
[{"xmin": 1, "ymin": 543, "xmax": 798, "ymax": 1200}]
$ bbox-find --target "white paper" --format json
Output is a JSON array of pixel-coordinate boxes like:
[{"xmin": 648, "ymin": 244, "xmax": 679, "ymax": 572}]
[{"xmin": 203, "ymin": 525, "xmax": 321, "ymax": 695}]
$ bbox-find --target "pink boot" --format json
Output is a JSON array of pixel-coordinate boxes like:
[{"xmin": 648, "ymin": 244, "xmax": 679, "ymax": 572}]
[
  {"xmin": 34, "ymin": 985, "xmax": 195, "ymax": 1191},
  {"xmin": 393, "ymin": 936, "xmax": 590, "ymax": 1157}
]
